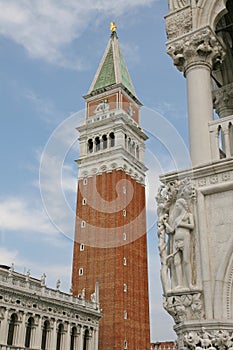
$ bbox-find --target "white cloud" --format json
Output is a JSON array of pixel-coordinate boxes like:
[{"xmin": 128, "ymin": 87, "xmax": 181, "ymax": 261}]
[
  {"xmin": 0, "ymin": 0, "xmax": 155, "ymax": 69},
  {"xmin": 24, "ymin": 90, "xmax": 64, "ymax": 124},
  {"xmin": 0, "ymin": 197, "xmax": 56, "ymax": 234},
  {"xmin": 0, "ymin": 247, "xmax": 18, "ymax": 266},
  {"xmin": 0, "ymin": 246, "xmax": 72, "ymax": 292}
]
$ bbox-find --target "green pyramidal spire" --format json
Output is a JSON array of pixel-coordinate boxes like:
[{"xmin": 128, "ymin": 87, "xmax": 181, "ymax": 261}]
[{"xmin": 87, "ymin": 24, "xmax": 137, "ymax": 98}]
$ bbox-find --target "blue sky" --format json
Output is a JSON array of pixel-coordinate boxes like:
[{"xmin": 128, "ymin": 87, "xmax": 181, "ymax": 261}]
[{"xmin": 0, "ymin": 0, "xmax": 190, "ymax": 342}]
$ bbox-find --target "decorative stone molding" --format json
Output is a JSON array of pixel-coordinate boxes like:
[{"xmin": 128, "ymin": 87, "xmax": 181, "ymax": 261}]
[
  {"xmin": 156, "ymin": 178, "xmax": 197, "ymax": 297},
  {"xmin": 168, "ymin": 0, "xmax": 190, "ymax": 13},
  {"xmin": 183, "ymin": 329, "xmax": 233, "ymax": 350},
  {"xmin": 166, "ymin": 7, "xmax": 192, "ymax": 40},
  {"xmin": 163, "ymin": 291, "xmax": 204, "ymax": 324},
  {"xmin": 213, "ymin": 83, "xmax": 233, "ymax": 118},
  {"xmin": 166, "ymin": 27, "xmax": 225, "ymax": 73}
]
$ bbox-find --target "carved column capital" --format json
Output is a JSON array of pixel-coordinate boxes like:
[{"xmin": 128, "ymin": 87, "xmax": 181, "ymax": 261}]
[
  {"xmin": 213, "ymin": 83, "xmax": 233, "ymax": 118},
  {"xmin": 167, "ymin": 27, "xmax": 226, "ymax": 73}
]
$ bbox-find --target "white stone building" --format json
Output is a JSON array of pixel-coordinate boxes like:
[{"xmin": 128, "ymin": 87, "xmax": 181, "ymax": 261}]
[
  {"xmin": 0, "ymin": 265, "xmax": 101, "ymax": 350},
  {"xmin": 156, "ymin": 0, "xmax": 233, "ymax": 349}
]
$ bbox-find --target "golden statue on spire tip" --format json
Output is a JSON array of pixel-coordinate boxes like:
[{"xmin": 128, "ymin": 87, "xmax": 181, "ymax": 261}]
[{"xmin": 110, "ymin": 22, "xmax": 117, "ymax": 33}]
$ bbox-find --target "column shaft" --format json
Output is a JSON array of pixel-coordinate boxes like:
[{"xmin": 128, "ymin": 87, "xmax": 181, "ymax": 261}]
[{"xmin": 186, "ymin": 63, "xmax": 213, "ymax": 166}]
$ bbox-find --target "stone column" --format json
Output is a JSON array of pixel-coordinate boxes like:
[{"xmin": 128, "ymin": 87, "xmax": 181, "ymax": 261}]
[
  {"xmin": 33, "ymin": 316, "xmax": 42, "ymax": 349},
  {"xmin": 78, "ymin": 326, "xmax": 84, "ymax": 350},
  {"xmin": 213, "ymin": 83, "xmax": 233, "ymax": 118},
  {"xmin": 167, "ymin": 27, "xmax": 225, "ymax": 166},
  {"xmin": 15, "ymin": 312, "xmax": 26, "ymax": 347},
  {"xmin": 64, "ymin": 323, "xmax": 71, "ymax": 350},
  {"xmin": 93, "ymin": 328, "xmax": 99, "ymax": 350},
  {"xmin": 49, "ymin": 319, "xmax": 57, "ymax": 350},
  {"xmin": 0, "ymin": 309, "xmax": 8, "ymax": 345}
]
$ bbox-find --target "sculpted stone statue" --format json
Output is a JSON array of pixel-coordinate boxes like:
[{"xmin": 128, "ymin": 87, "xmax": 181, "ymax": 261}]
[{"xmin": 163, "ymin": 198, "xmax": 194, "ymax": 291}]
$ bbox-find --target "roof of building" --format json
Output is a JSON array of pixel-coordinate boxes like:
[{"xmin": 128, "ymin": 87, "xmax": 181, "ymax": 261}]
[{"xmin": 87, "ymin": 29, "xmax": 137, "ymax": 98}]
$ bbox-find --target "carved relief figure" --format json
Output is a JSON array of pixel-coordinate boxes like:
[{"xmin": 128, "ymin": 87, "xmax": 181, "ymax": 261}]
[
  {"xmin": 95, "ymin": 99, "xmax": 109, "ymax": 114},
  {"xmin": 158, "ymin": 211, "xmax": 170, "ymax": 295},
  {"xmin": 164, "ymin": 198, "xmax": 194, "ymax": 291}
]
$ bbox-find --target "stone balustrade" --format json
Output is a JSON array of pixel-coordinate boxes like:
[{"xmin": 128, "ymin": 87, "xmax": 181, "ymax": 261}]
[{"xmin": 209, "ymin": 114, "xmax": 233, "ymax": 161}]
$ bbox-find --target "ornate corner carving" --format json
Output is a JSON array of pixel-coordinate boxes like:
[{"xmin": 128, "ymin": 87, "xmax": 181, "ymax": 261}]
[
  {"xmin": 213, "ymin": 83, "xmax": 233, "ymax": 118},
  {"xmin": 163, "ymin": 291, "xmax": 204, "ymax": 324},
  {"xmin": 166, "ymin": 7, "xmax": 192, "ymax": 40},
  {"xmin": 156, "ymin": 178, "xmax": 197, "ymax": 299},
  {"xmin": 167, "ymin": 27, "xmax": 225, "ymax": 72},
  {"xmin": 183, "ymin": 329, "xmax": 233, "ymax": 350}
]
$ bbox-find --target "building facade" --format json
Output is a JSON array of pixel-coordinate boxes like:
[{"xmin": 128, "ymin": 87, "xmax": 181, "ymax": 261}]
[
  {"xmin": 72, "ymin": 25, "xmax": 150, "ymax": 350},
  {"xmin": 156, "ymin": 1, "xmax": 233, "ymax": 349},
  {"xmin": 0, "ymin": 265, "xmax": 101, "ymax": 350}
]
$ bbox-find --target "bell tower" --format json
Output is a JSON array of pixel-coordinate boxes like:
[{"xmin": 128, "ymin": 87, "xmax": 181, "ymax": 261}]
[{"xmin": 72, "ymin": 24, "xmax": 150, "ymax": 350}]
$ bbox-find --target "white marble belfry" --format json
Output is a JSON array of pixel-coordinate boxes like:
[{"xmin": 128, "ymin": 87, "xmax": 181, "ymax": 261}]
[{"xmin": 156, "ymin": 1, "xmax": 233, "ymax": 349}]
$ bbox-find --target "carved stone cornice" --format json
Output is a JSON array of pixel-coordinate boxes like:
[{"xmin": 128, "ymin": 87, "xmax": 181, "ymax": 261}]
[
  {"xmin": 213, "ymin": 83, "xmax": 233, "ymax": 118},
  {"xmin": 166, "ymin": 27, "xmax": 226, "ymax": 73}
]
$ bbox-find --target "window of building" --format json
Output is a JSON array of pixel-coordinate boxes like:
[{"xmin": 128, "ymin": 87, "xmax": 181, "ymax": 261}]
[
  {"xmin": 80, "ymin": 243, "xmax": 85, "ymax": 251},
  {"xmin": 25, "ymin": 317, "xmax": 34, "ymax": 348},
  {"xmin": 56, "ymin": 323, "xmax": 64, "ymax": 350},
  {"xmin": 102, "ymin": 134, "xmax": 107, "ymax": 149},
  {"xmin": 136, "ymin": 145, "xmax": 140, "ymax": 159},
  {"xmin": 123, "ymin": 209, "xmax": 126, "ymax": 217},
  {"xmin": 123, "ymin": 186, "xmax": 126, "ymax": 194},
  {"xmin": 79, "ymin": 268, "xmax": 84, "ymax": 276},
  {"xmin": 109, "ymin": 132, "xmax": 115, "ymax": 147},
  {"xmin": 83, "ymin": 178, "xmax": 88, "ymax": 186},
  {"xmin": 83, "ymin": 329, "xmax": 89, "ymax": 350},
  {"xmin": 95, "ymin": 137, "xmax": 101, "ymax": 151},
  {"xmin": 124, "ymin": 340, "xmax": 128, "ymax": 349},
  {"xmin": 88, "ymin": 139, "xmax": 93, "ymax": 153},
  {"xmin": 82, "ymin": 198, "xmax": 87, "ymax": 205},
  {"xmin": 7, "ymin": 313, "xmax": 17, "ymax": 346},
  {"xmin": 81, "ymin": 221, "xmax": 86, "ymax": 228},
  {"xmin": 41, "ymin": 320, "xmax": 50, "ymax": 350},
  {"xmin": 123, "ymin": 257, "xmax": 127, "ymax": 266},
  {"xmin": 124, "ymin": 310, "xmax": 127, "ymax": 319},
  {"xmin": 123, "ymin": 283, "xmax": 127, "ymax": 292},
  {"xmin": 123, "ymin": 232, "xmax": 127, "ymax": 241},
  {"xmin": 70, "ymin": 327, "xmax": 77, "ymax": 350}
]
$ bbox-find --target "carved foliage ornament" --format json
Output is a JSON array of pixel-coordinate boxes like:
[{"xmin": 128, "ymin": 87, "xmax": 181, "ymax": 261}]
[
  {"xmin": 167, "ymin": 28, "xmax": 225, "ymax": 72},
  {"xmin": 213, "ymin": 83, "xmax": 233, "ymax": 114},
  {"xmin": 163, "ymin": 292, "xmax": 203, "ymax": 324},
  {"xmin": 183, "ymin": 329, "xmax": 233, "ymax": 350}
]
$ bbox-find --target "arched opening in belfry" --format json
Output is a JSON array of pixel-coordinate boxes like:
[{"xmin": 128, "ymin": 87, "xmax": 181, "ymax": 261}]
[
  {"xmin": 109, "ymin": 132, "xmax": 115, "ymax": 147},
  {"xmin": 214, "ymin": 0, "xmax": 233, "ymax": 89}
]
